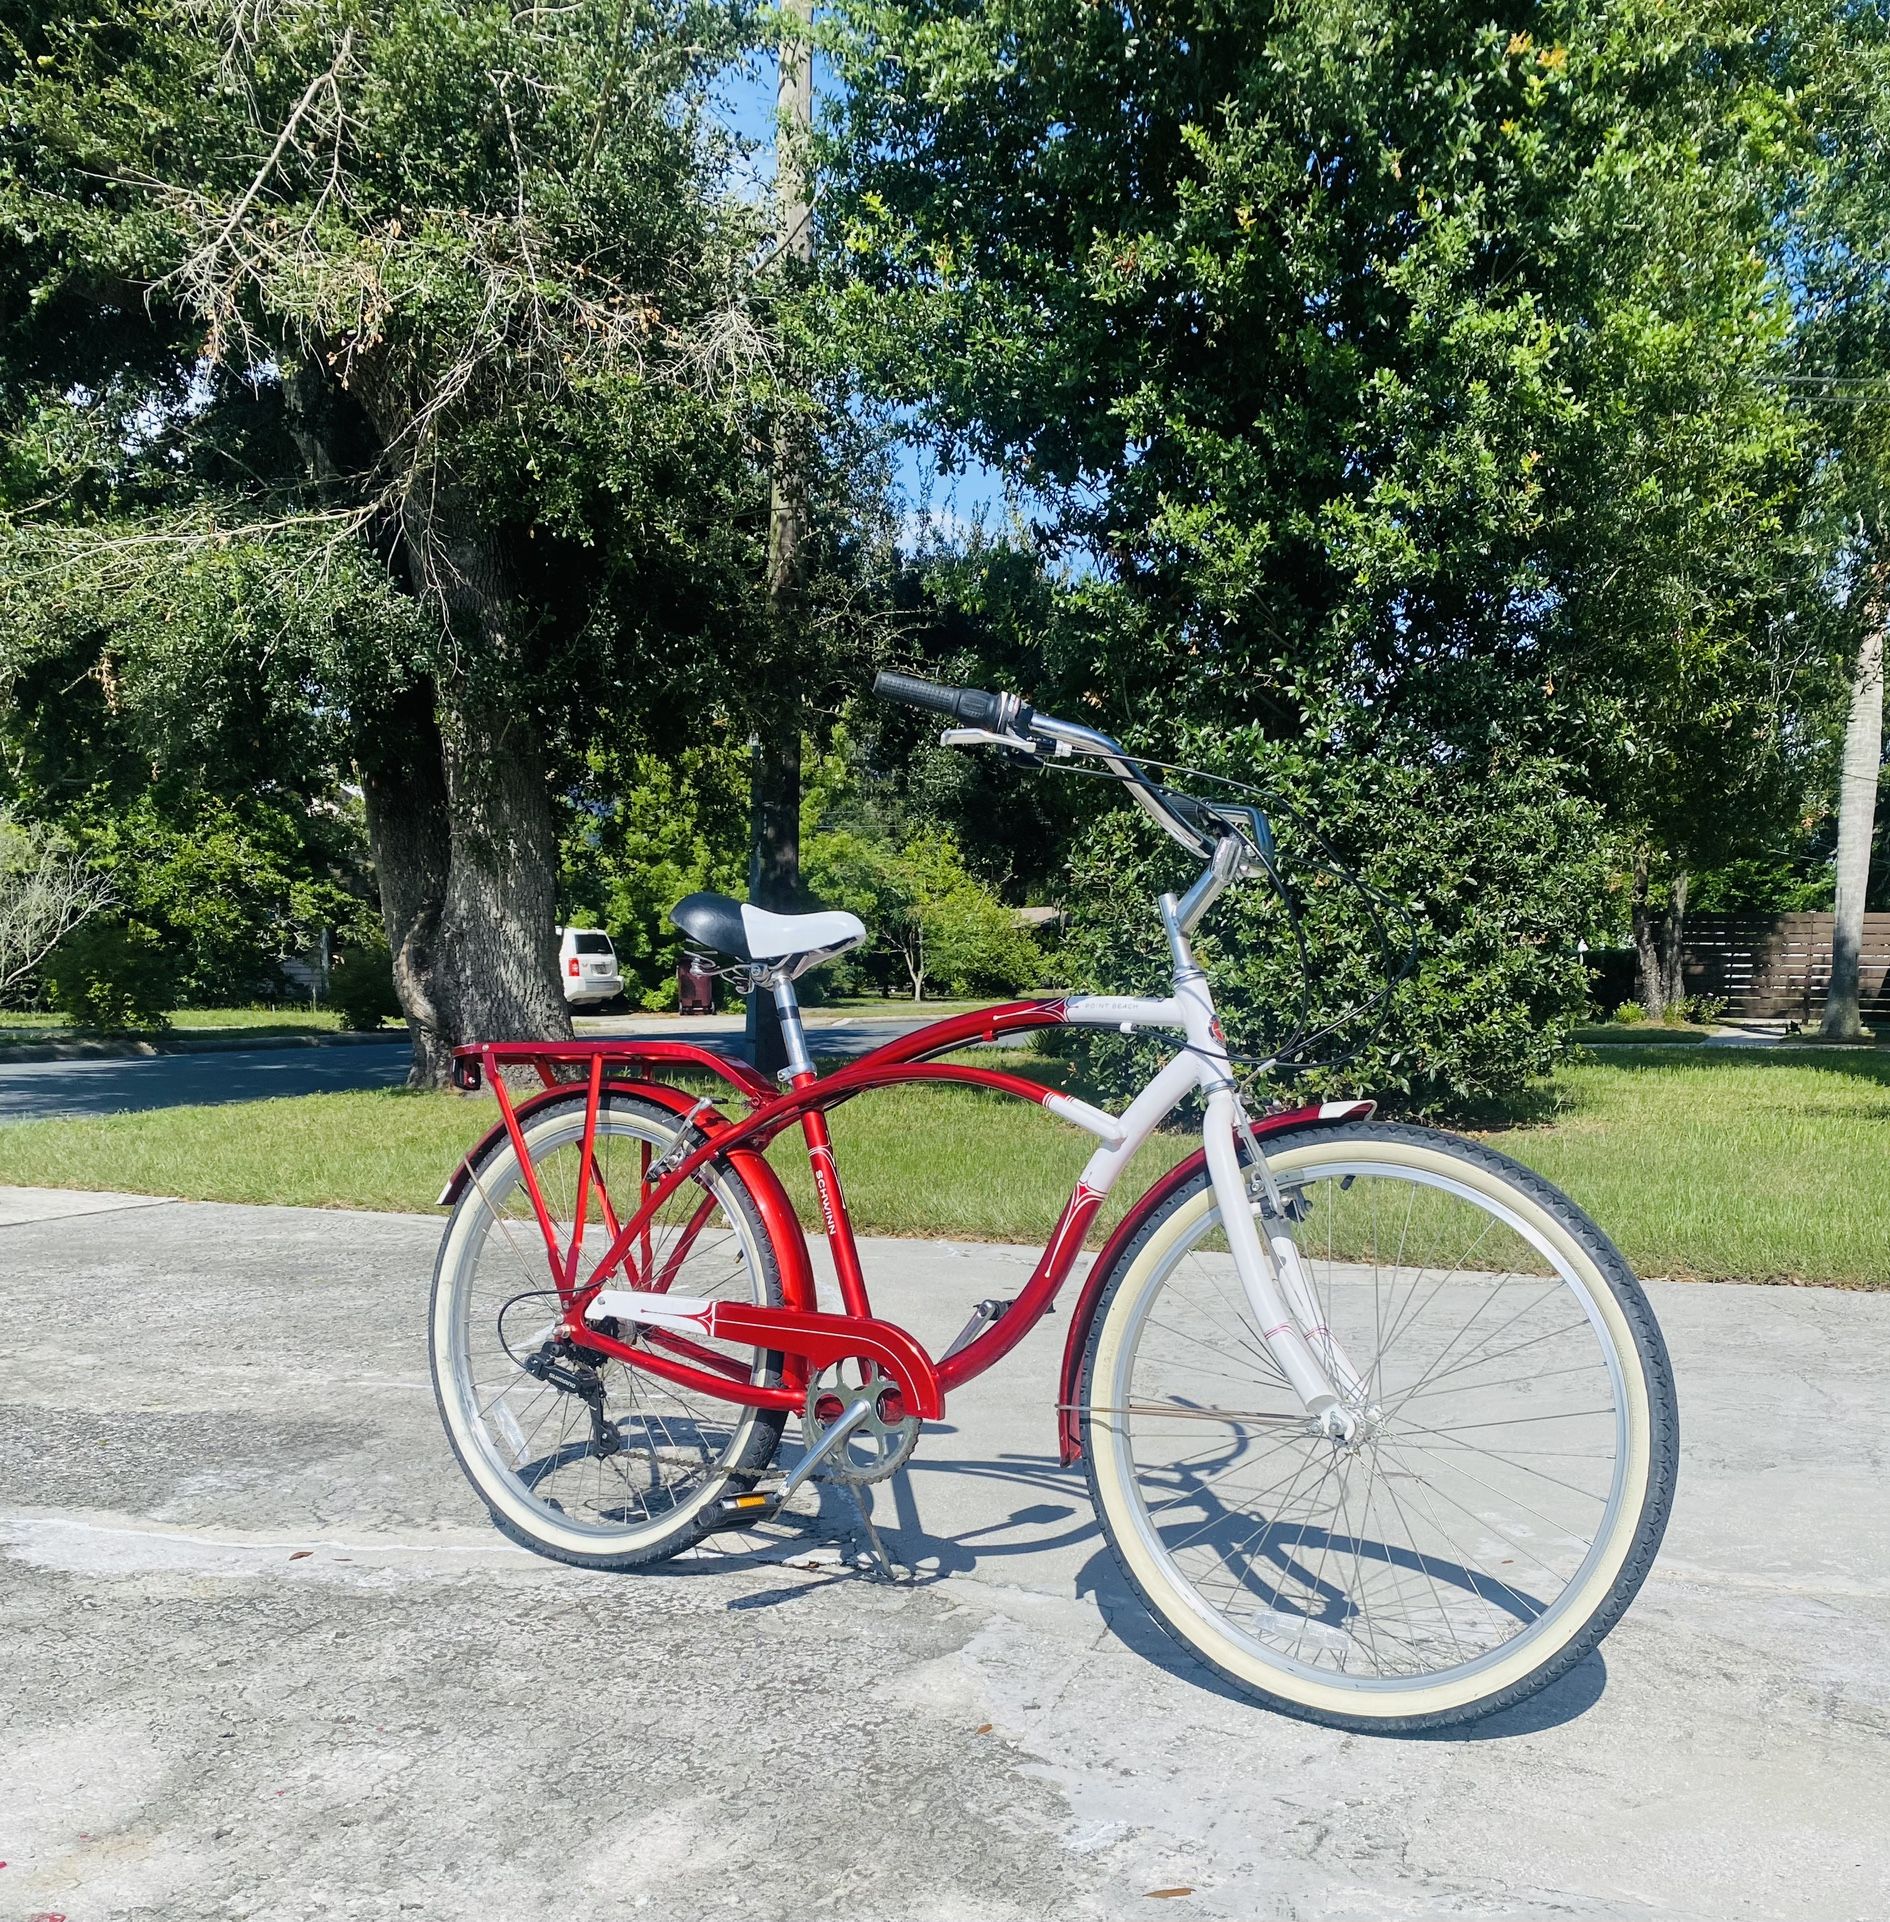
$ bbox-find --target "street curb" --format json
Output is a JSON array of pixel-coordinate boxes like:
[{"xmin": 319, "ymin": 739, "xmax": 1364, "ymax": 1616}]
[{"xmin": 0, "ymin": 1029, "xmax": 406, "ymax": 1065}]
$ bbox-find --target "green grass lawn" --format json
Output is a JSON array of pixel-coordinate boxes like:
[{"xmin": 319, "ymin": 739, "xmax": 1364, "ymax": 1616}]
[
  {"xmin": 1488, "ymin": 1044, "xmax": 1890, "ymax": 1285},
  {"xmin": 0, "ymin": 1042, "xmax": 1884, "ymax": 1284}
]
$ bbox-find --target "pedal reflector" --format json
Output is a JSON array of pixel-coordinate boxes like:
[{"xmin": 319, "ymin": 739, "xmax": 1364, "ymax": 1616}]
[{"xmin": 699, "ymin": 1490, "xmax": 782, "ymax": 1534}]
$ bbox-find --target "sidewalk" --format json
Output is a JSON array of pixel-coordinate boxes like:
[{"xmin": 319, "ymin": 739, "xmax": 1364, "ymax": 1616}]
[{"xmin": 2, "ymin": 1190, "xmax": 1886, "ymax": 1918}]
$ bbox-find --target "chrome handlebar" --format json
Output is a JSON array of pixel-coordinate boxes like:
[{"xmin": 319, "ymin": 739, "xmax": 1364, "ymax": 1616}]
[{"xmin": 874, "ymin": 670, "xmax": 1271, "ymax": 881}]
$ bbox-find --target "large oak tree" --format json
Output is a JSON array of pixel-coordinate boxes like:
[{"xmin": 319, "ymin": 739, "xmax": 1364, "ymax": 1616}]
[{"xmin": 1, "ymin": 0, "xmax": 785, "ymax": 1079}]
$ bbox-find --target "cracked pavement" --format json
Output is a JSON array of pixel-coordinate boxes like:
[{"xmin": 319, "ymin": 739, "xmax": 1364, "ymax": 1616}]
[{"xmin": 2, "ymin": 1187, "xmax": 1887, "ymax": 1919}]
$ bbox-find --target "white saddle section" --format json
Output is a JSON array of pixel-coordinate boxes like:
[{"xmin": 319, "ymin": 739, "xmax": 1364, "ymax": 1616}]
[{"xmin": 739, "ymin": 902, "xmax": 867, "ymax": 960}]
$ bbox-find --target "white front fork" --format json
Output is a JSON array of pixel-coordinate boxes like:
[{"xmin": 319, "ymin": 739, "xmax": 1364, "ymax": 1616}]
[
  {"xmin": 1063, "ymin": 982, "xmax": 1368, "ymax": 1435},
  {"xmin": 1203, "ymin": 1090, "xmax": 1362, "ymax": 1438}
]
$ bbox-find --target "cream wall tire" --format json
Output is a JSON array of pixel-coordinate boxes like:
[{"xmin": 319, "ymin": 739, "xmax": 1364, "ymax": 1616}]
[
  {"xmin": 430, "ymin": 1091, "xmax": 786, "ymax": 1570},
  {"xmin": 1081, "ymin": 1120, "xmax": 1678, "ymax": 1732}
]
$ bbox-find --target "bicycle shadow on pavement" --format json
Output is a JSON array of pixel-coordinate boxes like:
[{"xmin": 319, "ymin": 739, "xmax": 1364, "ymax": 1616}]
[
  {"xmin": 844, "ymin": 1441, "xmax": 1612, "ymax": 1742},
  {"xmin": 657, "ymin": 1429, "xmax": 1610, "ymax": 1741},
  {"xmin": 1064, "ymin": 1549, "xmax": 1608, "ymax": 1739}
]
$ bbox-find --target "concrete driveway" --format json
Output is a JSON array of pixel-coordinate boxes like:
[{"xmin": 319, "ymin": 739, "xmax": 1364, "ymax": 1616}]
[{"xmin": 1, "ymin": 1187, "xmax": 1885, "ymax": 1919}]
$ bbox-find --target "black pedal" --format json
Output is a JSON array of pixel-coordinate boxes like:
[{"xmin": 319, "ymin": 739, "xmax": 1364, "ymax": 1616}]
[{"xmin": 699, "ymin": 1490, "xmax": 783, "ymax": 1534}]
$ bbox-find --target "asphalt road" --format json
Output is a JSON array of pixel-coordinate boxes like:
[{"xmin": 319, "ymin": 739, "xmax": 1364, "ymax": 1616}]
[
  {"xmin": 0, "ymin": 1015, "xmax": 940, "ymax": 1124},
  {"xmin": 0, "ymin": 1041, "xmax": 415, "ymax": 1122},
  {"xmin": 2, "ymin": 1187, "xmax": 1885, "ymax": 1919}
]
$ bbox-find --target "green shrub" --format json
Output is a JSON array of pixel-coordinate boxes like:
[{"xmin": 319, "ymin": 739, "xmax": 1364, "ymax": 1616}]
[
  {"xmin": 804, "ymin": 824, "xmax": 1043, "ymax": 1001},
  {"xmin": 66, "ymin": 791, "xmax": 381, "ymax": 1006},
  {"xmin": 326, "ymin": 935, "xmax": 402, "ymax": 1031},
  {"xmin": 44, "ymin": 920, "xmax": 174, "ymax": 1032},
  {"xmin": 1612, "ymin": 1000, "xmax": 1648, "ymax": 1025},
  {"xmin": 1054, "ymin": 731, "xmax": 1610, "ymax": 1117}
]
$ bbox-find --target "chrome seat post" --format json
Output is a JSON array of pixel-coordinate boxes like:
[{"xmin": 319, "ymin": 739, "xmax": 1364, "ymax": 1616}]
[{"xmin": 768, "ymin": 970, "xmax": 816, "ymax": 1083}]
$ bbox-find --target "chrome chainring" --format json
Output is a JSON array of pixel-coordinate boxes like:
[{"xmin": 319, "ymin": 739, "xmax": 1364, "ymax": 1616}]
[{"xmin": 801, "ymin": 1359, "xmax": 922, "ymax": 1485}]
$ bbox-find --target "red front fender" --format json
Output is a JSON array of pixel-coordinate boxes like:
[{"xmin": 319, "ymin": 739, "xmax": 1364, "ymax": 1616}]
[
  {"xmin": 437, "ymin": 1078, "xmax": 817, "ymax": 1313},
  {"xmin": 1056, "ymin": 1100, "xmax": 1375, "ymax": 1463}
]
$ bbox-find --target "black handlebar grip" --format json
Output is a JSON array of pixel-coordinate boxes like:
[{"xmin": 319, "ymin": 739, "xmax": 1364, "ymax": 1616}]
[{"xmin": 872, "ymin": 670, "xmax": 1009, "ymax": 732}]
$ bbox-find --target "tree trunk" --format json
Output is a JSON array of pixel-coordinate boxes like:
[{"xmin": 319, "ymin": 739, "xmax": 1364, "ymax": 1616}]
[
  {"xmin": 431, "ymin": 678, "xmax": 570, "ymax": 1054},
  {"xmin": 378, "ymin": 482, "xmax": 570, "ymax": 1084},
  {"xmin": 296, "ymin": 355, "xmax": 567, "ymax": 1083},
  {"xmin": 1630, "ymin": 847, "xmax": 1664, "ymax": 1019},
  {"xmin": 358, "ymin": 680, "xmax": 453, "ymax": 1086},
  {"xmin": 1659, "ymin": 869, "xmax": 1689, "ymax": 1014},
  {"xmin": 1822, "ymin": 569, "xmax": 1887, "ymax": 1040},
  {"xmin": 745, "ymin": 0, "xmax": 815, "ymax": 1080}
]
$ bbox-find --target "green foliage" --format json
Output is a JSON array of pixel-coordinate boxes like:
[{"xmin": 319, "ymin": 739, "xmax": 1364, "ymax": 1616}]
[
  {"xmin": 1612, "ymin": 1001, "xmax": 1648, "ymax": 1027},
  {"xmin": 43, "ymin": 920, "xmax": 174, "ymax": 1033},
  {"xmin": 70, "ymin": 791, "xmax": 376, "ymax": 1006},
  {"xmin": 805, "ymin": 823, "xmax": 1044, "ymax": 1000},
  {"xmin": 827, "ymin": 0, "xmax": 1832, "ymax": 746},
  {"xmin": 1691, "ymin": 846, "xmax": 1841, "ymax": 914},
  {"xmin": 0, "ymin": 0, "xmax": 861, "ymax": 1065},
  {"xmin": 326, "ymin": 936, "xmax": 402, "ymax": 1032},
  {"xmin": 1661, "ymin": 993, "xmax": 1727, "ymax": 1028},
  {"xmin": 0, "ymin": 0, "xmax": 830, "ymax": 744},
  {"xmin": 1054, "ymin": 731, "xmax": 1609, "ymax": 1115},
  {"xmin": 560, "ymin": 740, "xmax": 750, "ymax": 1008},
  {"xmin": 1788, "ymin": 0, "xmax": 1890, "ymax": 550},
  {"xmin": 826, "ymin": 0, "xmax": 1860, "ymax": 1070}
]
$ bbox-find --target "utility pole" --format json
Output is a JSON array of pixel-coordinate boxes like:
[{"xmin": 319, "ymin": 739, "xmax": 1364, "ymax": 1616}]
[{"xmin": 746, "ymin": 0, "xmax": 814, "ymax": 1077}]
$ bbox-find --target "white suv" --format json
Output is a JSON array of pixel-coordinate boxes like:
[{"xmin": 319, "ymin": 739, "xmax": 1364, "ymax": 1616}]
[{"xmin": 558, "ymin": 927, "xmax": 623, "ymax": 1007}]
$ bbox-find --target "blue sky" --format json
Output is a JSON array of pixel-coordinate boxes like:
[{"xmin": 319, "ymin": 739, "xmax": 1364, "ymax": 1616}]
[{"xmin": 710, "ymin": 46, "xmax": 1017, "ymax": 545}]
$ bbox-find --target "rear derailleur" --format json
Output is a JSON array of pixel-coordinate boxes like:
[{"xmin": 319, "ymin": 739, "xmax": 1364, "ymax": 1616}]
[{"xmin": 522, "ymin": 1320, "xmax": 622, "ymax": 1459}]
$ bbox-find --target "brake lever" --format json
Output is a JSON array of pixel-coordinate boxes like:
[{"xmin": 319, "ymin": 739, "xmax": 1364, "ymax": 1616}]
[
  {"xmin": 1207, "ymin": 801, "xmax": 1278, "ymax": 876},
  {"xmin": 938, "ymin": 727, "xmax": 1067, "ymax": 759}
]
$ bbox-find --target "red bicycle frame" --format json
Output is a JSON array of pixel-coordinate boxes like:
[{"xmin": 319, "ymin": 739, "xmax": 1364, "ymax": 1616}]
[{"xmin": 445, "ymin": 998, "xmax": 1369, "ymax": 1458}]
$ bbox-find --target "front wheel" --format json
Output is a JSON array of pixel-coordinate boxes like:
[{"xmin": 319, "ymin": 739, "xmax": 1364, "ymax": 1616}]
[{"xmin": 1081, "ymin": 1119, "xmax": 1678, "ymax": 1733}]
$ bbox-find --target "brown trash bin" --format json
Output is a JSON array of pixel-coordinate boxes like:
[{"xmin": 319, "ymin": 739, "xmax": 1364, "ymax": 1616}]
[{"xmin": 678, "ymin": 953, "xmax": 716, "ymax": 1016}]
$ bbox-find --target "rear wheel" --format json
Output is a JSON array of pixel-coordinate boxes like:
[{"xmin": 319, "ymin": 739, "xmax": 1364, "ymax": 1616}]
[
  {"xmin": 1082, "ymin": 1120, "xmax": 1678, "ymax": 1732},
  {"xmin": 430, "ymin": 1089, "xmax": 786, "ymax": 1569}
]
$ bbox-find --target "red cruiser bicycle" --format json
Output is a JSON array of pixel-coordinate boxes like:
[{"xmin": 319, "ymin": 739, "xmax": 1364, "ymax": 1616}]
[{"xmin": 430, "ymin": 674, "xmax": 1678, "ymax": 1732}]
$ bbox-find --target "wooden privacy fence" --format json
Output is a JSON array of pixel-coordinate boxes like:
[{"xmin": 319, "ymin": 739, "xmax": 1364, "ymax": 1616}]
[{"xmin": 1681, "ymin": 913, "xmax": 1890, "ymax": 1020}]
